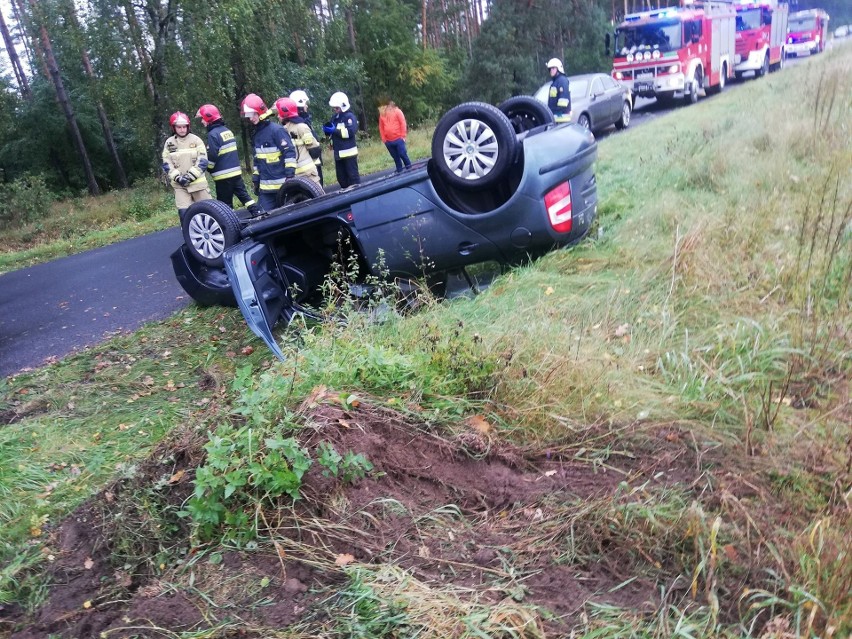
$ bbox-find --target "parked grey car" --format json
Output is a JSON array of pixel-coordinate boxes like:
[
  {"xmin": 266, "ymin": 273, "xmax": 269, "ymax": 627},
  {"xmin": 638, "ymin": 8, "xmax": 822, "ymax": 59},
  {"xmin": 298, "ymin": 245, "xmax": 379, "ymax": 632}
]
[{"xmin": 535, "ymin": 72, "xmax": 632, "ymax": 134}]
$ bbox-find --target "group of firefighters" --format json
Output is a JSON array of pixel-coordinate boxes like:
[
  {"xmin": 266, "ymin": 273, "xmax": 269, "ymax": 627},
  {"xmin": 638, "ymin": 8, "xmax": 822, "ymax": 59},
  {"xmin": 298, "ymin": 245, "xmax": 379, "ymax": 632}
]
[
  {"xmin": 161, "ymin": 89, "xmax": 361, "ymax": 218},
  {"xmin": 164, "ymin": 58, "xmax": 569, "ymax": 221}
]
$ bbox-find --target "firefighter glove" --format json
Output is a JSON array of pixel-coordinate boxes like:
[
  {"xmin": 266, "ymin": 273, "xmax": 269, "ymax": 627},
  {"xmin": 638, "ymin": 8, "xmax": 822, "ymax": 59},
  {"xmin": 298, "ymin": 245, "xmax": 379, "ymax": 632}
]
[
  {"xmin": 322, "ymin": 123, "xmax": 335, "ymax": 135},
  {"xmin": 176, "ymin": 175, "xmax": 191, "ymax": 187}
]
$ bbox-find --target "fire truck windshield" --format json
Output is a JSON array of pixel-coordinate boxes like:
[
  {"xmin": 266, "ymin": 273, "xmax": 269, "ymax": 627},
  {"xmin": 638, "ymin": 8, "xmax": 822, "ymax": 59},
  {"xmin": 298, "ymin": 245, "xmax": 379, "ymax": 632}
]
[
  {"xmin": 736, "ymin": 9, "xmax": 761, "ymax": 31},
  {"xmin": 616, "ymin": 20, "xmax": 681, "ymax": 55},
  {"xmin": 788, "ymin": 16, "xmax": 816, "ymax": 31}
]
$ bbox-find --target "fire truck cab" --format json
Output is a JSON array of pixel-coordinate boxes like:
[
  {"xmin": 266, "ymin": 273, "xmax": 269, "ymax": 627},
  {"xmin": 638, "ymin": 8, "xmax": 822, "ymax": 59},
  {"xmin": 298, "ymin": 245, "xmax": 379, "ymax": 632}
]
[
  {"xmin": 609, "ymin": 0, "xmax": 736, "ymax": 107},
  {"xmin": 786, "ymin": 9, "xmax": 830, "ymax": 57},
  {"xmin": 734, "ymin": 0, "xmax": 789, "ymax": 78}
]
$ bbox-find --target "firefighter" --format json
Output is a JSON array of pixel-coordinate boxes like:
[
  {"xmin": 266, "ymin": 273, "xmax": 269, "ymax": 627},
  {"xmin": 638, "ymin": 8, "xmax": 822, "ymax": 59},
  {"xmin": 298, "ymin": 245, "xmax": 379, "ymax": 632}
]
[
  {"xmin": 161, "ymin": 111, "xmax": 212, "ymax": 222},
  {"xmin": 274, "ymin": 97, "xmax": 323, "ymax": 189},
  {"xmin": 546, "ymin": 58, "xmax": 572, "ymax": 124},
  {"xmin": 195, "ymin": 104, "xmax": 262, "ymax": 216},
  {"xmin": 240, "ymin": 93, "xmax": 298, "ymax": 212},
  {"xmin": 289, "ymin": 89, "xmax": 324, "ymax": 186},
  {"xmin": 322, "ymin": 91, "xmax": 360, "ymax": 189}
]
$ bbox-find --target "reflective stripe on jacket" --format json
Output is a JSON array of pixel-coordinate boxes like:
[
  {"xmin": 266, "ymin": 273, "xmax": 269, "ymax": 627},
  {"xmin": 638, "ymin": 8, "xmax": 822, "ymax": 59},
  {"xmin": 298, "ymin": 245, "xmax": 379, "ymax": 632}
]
[
  {"xmin": 250, "ymin": 117, "xmax": 297, "ymax": 192},
  {"xmin": 329, "ymin": 110, "xmax": 358, "ymax": 161},
  {"xmin": 284, "ymin": 119, "xmax": 320, "ymax": 175},
  {"xmin": 205, "ymin": 122, "xmax": 242, "ymax": 181},
  {"xmin": 161, "ymin": 133, "xmax": 209, "ymax": 192}
]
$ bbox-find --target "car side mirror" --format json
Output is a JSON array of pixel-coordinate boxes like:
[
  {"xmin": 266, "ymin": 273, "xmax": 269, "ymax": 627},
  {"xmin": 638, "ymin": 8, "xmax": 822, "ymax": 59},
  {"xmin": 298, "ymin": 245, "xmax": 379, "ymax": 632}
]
[{"xmin": 605, "ymin": 33, "xmax": 611, "ymax": 56}]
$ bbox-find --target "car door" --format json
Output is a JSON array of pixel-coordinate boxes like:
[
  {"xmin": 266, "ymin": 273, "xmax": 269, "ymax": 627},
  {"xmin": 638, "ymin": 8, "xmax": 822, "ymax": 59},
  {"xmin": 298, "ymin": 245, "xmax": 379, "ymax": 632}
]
[
  {"xmin": 588, "ymin": 77, "xmax": 610, "ymax": 130},
  {"xmin": 600, "ymin": 75, "xmax": 624, "ymax": 125}
]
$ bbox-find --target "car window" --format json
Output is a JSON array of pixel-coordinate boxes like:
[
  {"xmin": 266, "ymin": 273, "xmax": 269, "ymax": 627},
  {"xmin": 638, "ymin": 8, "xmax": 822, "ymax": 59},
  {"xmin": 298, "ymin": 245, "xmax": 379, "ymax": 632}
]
[
  {"xmin": 601, "ymin": 76, "xmax": 618, "ymax": 90},
  {"xmin": 590, "ymin": 78, "xmax": 604, "ymax": 96},
  {"xmin": 569, "ymin": 80, "xmax": 589, "ymax": 100}
]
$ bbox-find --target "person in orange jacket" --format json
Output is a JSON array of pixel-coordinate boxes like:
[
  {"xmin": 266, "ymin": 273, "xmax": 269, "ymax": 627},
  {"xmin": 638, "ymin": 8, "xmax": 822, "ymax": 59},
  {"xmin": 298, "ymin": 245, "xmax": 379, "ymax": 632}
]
[{"xmin": 378, "ymin": 98, "xmax": 411, "ymax": 173}]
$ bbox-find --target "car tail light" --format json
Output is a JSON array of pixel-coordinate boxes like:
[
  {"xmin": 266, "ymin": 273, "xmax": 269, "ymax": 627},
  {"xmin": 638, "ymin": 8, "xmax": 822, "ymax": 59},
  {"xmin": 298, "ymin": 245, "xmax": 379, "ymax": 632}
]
[{"xmin": 545, "ymin": 182, "xmax": 573, "ymax": 233}]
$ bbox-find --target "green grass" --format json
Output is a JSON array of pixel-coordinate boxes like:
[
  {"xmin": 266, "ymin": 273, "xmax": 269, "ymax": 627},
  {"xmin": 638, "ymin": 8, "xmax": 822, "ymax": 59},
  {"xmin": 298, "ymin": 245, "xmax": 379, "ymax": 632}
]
[{"xmin": 1, "ymin": 48, "xmax": 850, "ymax": 635}]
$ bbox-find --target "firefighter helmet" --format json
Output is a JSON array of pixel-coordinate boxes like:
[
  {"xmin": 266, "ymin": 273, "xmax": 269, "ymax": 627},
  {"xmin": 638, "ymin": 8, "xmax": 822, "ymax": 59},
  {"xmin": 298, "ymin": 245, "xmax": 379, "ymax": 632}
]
[
  {"xmin": 329, "ymin": 91, "xmax": 350, "ymax": 111},
  {"xmin": 241, "ymin": 93, "xmax": 267, "ymax": 117},
  {"xmin": 275, "ymin": 97, "xmax": 299, "ymax": 120},
  {"xmin": 169, "ymin": 111, "xmax": 190, "ymax": 133},
  {"xmin": 195, "ymin": 104, "xmax": 222, "ymax": 124},
  {"xmin": 546, "ymin": 58, "xmax": 564, "ymax": 74},
  {"xmin": 289, "ymin": 90, "xmax": 310, "ymax": 108}
]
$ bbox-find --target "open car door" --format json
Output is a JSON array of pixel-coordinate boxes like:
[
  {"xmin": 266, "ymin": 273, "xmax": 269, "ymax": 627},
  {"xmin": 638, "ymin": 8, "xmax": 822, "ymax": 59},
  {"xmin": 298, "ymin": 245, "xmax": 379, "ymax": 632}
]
[{"xmin": 223, "ymin": 240, "xmax": 292, "ymax": 360}]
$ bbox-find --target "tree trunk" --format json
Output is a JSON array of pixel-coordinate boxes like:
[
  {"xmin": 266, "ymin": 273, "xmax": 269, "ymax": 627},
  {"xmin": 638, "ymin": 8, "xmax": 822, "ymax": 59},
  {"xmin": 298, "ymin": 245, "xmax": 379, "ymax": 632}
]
[
  {"xmin": 0, "ymin": 8, "xmax": 32, "ymax": 100},
  {"xmin": 30, "ymin": 0, "xmax": 100, "ymax": 195},
  {"xmin": 121, "ymin": 1, "xmax": 156, "ymax": 101},
  {"xmin": 344, "ymin": 8, "xmax": 368, "ymax": 134},
  {"xmin": 67, "ymin": 6, "xmax": 129, "ymax": 188}
]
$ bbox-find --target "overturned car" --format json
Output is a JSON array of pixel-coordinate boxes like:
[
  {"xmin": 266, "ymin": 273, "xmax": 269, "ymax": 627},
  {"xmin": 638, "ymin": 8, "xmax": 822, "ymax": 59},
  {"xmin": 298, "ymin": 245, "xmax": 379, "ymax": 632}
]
[{"xmin": 171, "ymin": 98, "xmax": 599, "ymax": 358}]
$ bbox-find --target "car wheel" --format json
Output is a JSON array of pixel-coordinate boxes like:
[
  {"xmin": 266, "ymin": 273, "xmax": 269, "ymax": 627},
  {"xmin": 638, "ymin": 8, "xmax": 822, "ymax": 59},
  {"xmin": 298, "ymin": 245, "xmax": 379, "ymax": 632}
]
[
  {"xmin": 275, "ymin": 176, "xmax": 325, "ymax": 208},
  {"xmin": 182, "ymin": 199, "xmax": 242, "ymax": 268},
  {"xmin": 614, "ymin": 100, "xmax": 631, "ymax": 129},
  {"xmin": 431, "ymin": 101, "xmax": 518, "ymax": 191},
  {"xmin": 577, "ymin": 113, "xmax": 591, "ymax": 130},
  {"xmin": 496, "ymin": 96, "xmax": 554, "ymax": 135}
]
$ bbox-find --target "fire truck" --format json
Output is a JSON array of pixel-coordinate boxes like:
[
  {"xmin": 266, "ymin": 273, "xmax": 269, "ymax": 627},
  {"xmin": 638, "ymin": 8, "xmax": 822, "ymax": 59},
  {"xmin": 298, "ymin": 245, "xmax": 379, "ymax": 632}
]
[
  {"xmin": 733, "ymin": 0, "xmax": 788, "ymax": 78},
  {"xmin": 609, "ymin": 0, "xmax": 736, "ymax": 107},
  {"xmin": 786, "ymin": 9, "xmax": 830, "ymax": 57}
]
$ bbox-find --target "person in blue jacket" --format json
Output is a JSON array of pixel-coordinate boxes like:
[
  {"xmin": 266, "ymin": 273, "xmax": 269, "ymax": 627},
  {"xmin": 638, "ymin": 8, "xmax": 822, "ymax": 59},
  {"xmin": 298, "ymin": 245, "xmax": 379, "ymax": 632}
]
[
  {"xmin": 322, "ymin": 92, "xmax": 360, "ymax": 189},
  {"xmin": 240, "ymin": 93, "xmax": 298, "ymax": 212},
  {"xmin": 195, "ymin": 104, "xmax": 261, "ymax": 216},
  {"xmin": 546, "ymin": 58, "xmax": 572, "ymax": 123}
]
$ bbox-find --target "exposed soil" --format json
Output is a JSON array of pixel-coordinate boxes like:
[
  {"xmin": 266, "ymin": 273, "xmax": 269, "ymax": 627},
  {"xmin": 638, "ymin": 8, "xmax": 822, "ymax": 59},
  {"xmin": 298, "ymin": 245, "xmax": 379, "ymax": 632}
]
[{"xmin": 2, "ymin": 401, "xmax": 731, "ymax": 638}]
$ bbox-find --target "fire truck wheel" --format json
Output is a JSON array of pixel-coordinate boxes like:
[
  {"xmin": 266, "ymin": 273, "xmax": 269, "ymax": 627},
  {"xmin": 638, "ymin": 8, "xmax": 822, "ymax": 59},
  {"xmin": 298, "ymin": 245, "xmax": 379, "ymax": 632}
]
[
  {"xmin": 707, "ymin": 64, "xmax": 726, "ymax": 95},
  {"xmin": 758, "ymin": 54, "xmax": 769, "ymax": 77},
  {"xmin": 685, "ymin": 68, "xmax": 702, "ymax": 105}
]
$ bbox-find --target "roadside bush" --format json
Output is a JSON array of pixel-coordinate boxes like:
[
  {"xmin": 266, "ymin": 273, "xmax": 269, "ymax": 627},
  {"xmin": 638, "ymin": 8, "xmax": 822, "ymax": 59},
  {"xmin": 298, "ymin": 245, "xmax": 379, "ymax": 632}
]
[{"xmin": 0, "ymin": 174, "xmax": 56, "ymax": 229}]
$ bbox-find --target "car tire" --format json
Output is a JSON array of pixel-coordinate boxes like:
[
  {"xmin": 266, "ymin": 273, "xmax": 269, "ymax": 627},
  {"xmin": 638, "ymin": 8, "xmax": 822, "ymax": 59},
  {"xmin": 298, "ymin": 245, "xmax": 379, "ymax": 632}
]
[
  {"xmin": 577, "ymin": 113, "xmax": 591, "ymax": 131},
  {"xmin": 182, "ymin": 199, "xmax": 242, "ymax": 268},
  {"xmin": 431, "ymin": 101, "xmax": 518, "ymax": 192},
  {"xmin": 275, "ymin": 176, "xmax": 325, "ymax": 208},
  {"xmin": 496, "ymin": 96, "xmax": 554, "ymax": 135},
  {"xmin": 614, "ymin": 100, "xmax": 631, "ymax": 129}
]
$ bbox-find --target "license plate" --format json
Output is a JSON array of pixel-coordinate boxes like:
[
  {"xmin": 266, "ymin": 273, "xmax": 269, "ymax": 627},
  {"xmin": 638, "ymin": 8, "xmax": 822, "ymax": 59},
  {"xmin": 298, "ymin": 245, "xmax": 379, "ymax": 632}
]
[{"xmin": 635, "ymin": 81, "xmax": 654, "ymax": 93}]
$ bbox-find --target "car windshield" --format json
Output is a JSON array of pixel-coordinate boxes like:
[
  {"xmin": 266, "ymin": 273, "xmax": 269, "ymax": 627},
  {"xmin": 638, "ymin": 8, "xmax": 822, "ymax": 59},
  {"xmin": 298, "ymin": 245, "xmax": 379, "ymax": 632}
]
[
  {"xmin": 570, "ymin": 80, "xmax": 589, "ymax": 100},
  {"xmin": 616, "ymin": 20, "xmax": 681, "ymax": 54},
  {"xmin": 736, "ymin": 9, "xmax": 761, "ymax": 31},
  {"xmin": 788, "ymin": 16, "xmax": 816, "ymax": 31}
]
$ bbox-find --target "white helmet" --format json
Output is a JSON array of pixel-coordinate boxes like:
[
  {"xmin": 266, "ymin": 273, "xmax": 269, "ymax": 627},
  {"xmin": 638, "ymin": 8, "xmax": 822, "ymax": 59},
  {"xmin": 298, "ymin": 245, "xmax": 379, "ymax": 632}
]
[
  {"xmin": 546, "ymin": 58, "xmax": 564, "ymax": 74},
  {"xmin": 329, "ymin": 91, "xmax": 350, "ymax": 111},
  {"xmin": 289, "ymin": 89, "xmax": 309, "ymax": 108}
]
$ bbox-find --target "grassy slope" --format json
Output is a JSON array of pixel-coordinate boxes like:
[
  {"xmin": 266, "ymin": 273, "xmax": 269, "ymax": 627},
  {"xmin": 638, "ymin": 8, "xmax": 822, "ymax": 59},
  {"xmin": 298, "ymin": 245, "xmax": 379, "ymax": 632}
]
[{"xmin": 0, "ymin": 49, "xmax": 850, "ymax": 637}]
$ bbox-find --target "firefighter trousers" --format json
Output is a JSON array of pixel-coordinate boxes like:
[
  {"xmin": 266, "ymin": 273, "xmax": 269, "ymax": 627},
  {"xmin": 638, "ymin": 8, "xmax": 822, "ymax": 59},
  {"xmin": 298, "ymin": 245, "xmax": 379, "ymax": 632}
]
[{"xmin": 215, "ymin": 176, "xmax": 261, "ymax": 215}]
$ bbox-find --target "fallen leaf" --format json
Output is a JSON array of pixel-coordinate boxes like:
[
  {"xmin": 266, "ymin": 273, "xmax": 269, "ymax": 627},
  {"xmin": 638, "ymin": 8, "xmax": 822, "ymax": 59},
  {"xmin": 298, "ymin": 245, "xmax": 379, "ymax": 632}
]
[
  {"xmin": 105, "ymin": 491, "xmax": 115, "ymax": 503},
  {"xmin": 418, "ymin": 545, "xmax": 431, "ymax": 558},
  {"xmin": 338, "ymin": 419, "xmax": 351, "ymax": 429},
  {"xmin": 543, "ymin": 470, "xmax": 557, "ymax": 477},
  {"xmin": 335, "ymin": 553, "xmax": 355, "ymax": 567},
  {"xmin": 465, "ymin": 415, "xmax": 491, "ymax": 435},
  {"xmin": 722, "ymin": 544, "xmax": 738, "ymax": 561},
  {"xmin": 168, "ymin": 470, "xmax": 185, "ymax": 484},
  {"xmin": 82, "ymin": 600, "xmax": 92, "ymax": 609},
  {"xmin": 84, "ymin": 557, "xmax": 94, "ymax": 570},
  {"xmin": 544, "ymin": 286, "xmax": 554, "ymax": 296},
  {"xmin": 614, "ymin": 323, "xmax": 630, "ymax": 337},
  {"xmin": 241, "ymin": 346, "xmax": 254, "ymax": 355}
]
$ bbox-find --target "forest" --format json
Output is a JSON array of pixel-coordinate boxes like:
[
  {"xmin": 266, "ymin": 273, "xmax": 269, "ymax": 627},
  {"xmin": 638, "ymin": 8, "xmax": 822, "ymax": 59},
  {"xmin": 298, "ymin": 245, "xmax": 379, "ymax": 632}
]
[{"xmin": 0, "ymin": 0, "xmax": 848, "ymax": 211}]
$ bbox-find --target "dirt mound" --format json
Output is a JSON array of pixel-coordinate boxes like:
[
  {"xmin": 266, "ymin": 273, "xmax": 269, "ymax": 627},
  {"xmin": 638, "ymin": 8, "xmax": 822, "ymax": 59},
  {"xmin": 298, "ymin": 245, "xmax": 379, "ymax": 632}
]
[{"xmin": 5, "ymin": 402, "xmax": 711, "ymax": 638}]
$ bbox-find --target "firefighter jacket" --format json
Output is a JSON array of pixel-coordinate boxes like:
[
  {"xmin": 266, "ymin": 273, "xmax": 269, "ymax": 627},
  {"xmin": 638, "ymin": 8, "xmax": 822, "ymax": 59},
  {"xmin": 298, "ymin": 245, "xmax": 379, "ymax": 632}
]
[
  {"xmin": 328, "ymin": 109, "xmax": 359, "ymax": 161},
  {"xmin": 204, "ymin": 121, "xmax": 242, "ymax": 182},
  {"xmin": 250, "ymin": 115, "xmax": 297, "ymax": 193},
  {"xmin": 548, "ymin": 73, "xmax": 572, "ymax": 123},
  {"xmin": 283, "ymin": 118, "xmax": 321, "ymax": 180},
  {"xmin": 378, "ymin": 104, "xmax": 407, "ymax": 143},
  {"xmin": 161, "ymin": 132, "xmax": 209, "ymax": 193}
]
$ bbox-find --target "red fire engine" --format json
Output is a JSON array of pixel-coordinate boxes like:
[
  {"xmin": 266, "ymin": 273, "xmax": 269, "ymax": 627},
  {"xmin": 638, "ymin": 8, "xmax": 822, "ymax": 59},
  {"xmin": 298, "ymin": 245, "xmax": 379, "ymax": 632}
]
[
  {"xmin": 786, "ymin": 9, "xmax": 830, "ymax": 57},
  {"xmin": 609, "ymin": 0, "xmax": 736, "ymax": 107},
  {"xmin": 733, "ymin": 0, "xmax": 789, "ymax": 78}
]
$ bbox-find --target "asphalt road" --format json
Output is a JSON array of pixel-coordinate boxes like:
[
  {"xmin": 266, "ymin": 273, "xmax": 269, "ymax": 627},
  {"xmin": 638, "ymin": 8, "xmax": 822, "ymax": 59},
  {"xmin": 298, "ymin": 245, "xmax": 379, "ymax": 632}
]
[
  {"xmin": 0, "ymin": 227, "xmax": 188, "ymax": 377},
  {"xmin": 0, "ymin": 52, "xmax": 823, "ymax": 378}
]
